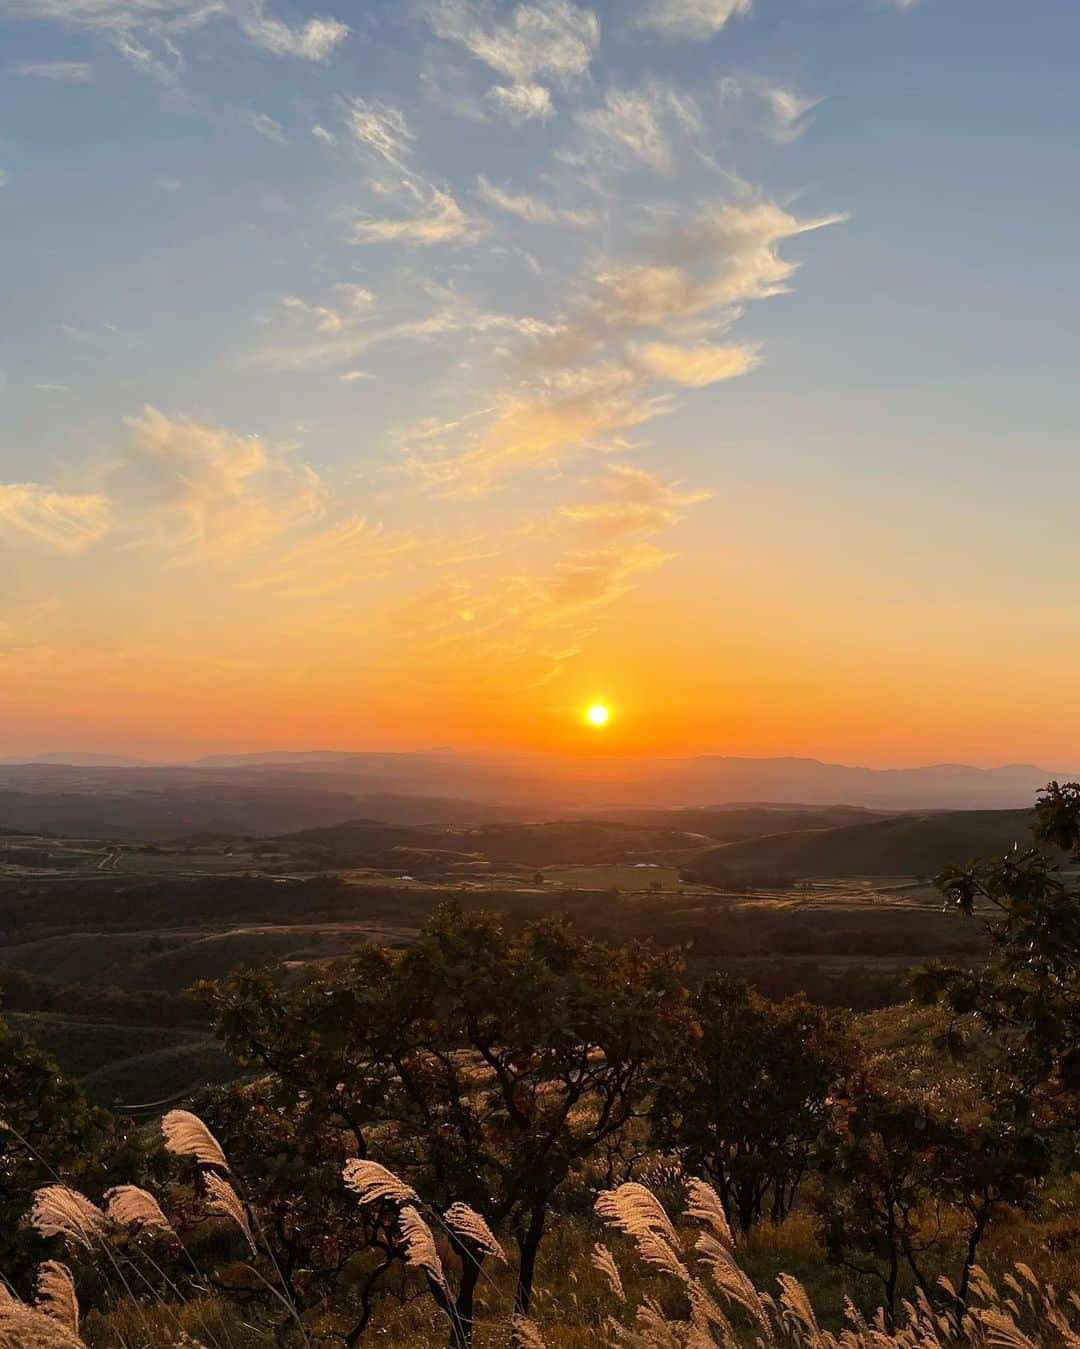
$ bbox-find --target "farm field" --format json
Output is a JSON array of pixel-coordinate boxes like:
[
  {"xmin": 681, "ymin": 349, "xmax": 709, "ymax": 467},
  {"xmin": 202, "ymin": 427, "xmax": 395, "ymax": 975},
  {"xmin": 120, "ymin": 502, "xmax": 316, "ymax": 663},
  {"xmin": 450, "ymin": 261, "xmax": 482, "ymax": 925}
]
[{"xmin": 0, "ymin": 804, "xmax": 1014, "ymax": 1109}]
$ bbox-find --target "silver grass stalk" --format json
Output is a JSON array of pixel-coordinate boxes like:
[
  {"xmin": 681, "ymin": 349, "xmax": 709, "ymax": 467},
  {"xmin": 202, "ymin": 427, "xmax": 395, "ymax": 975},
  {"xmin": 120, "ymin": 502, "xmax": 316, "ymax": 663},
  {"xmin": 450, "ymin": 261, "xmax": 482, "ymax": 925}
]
[
  {"xmin": 595, "ymin": 1183, "xmax": 681, "ymax": 1249},
  {"xmin": 627, "ymin": 1298, "xmax": 685, "ymax": 1348},
  {"xmin": 397, "ymin": 1205, "xmax": 447, "ymax": 1293},
  {"xmin": 341, "ymin": 1158, "xmax": 418, "ymax": 1208},
  {"xmin": 203, "ymin": 1173, "xmax": 256, "ymax": 1254},
  {"xmin": 972, "ymin": 1309, "xmax": 1041, "ymax": 1349},
  {"xmin": 776, "ymin": 1274, "xmax": 824, "ymax": 1342},
  {"xmin": 34, "ymin": 1262, "xmax": 79, "ymax": 1336},
  {"xmin": 509, "ymin": 1314, "xmax": 548, "ymax": 1348},
  {"xmin": 161, "ymin": 1110, "xmax": 229, "ymax": 1170},
  {"xmin": 443, "ymin": 1202, "xmax": 506, "ymax": 1262},
  {"xmin": 591, "ymin": 1242, "xmax": 625, "ymax": 1301},
  {"xmin": 30, "ymin": 1187, "xmax": 109, "ymax": 1251},
  {"xmin": 685, "ymin": 1276, "xmax": 737, "ymax": 1345},
  {"xmin": 695, "ymin": 1232, "xmax": 773, "ymax": 1341},
  {"xmin": 0, "ymin": 1299, "xmax": 87, "ymax": 1349},
  {"xmin": 104, "ymin": 1185, "xmax": 175, "ymax": 1238},
  {"xmin": 683, "ymin": 1179, "xmax": 734, "ymax": 1251}
]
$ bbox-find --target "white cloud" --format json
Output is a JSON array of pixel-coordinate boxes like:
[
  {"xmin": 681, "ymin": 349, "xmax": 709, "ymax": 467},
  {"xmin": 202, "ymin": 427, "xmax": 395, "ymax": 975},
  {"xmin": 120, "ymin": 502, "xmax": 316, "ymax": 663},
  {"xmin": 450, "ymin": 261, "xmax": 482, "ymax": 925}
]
[
  {"xmin": 350, "ymin": 185, "xmax": 484, "ymax": 246},
  {"xmin": 15, "ymin": 60, "xmax": 93, "ymax": 80},
  {"xmin": 344, "ymin": 98, "xmax": 414, "ymax": 168},
  {"xmin": 312, "ymin": 123, "xmax": 336, "ymax": 146},
  {"xmin": 237, "ymin": 2, "xmax": 347, "ymax": 60},
  {"xmin": 339, "ymin": 370, "xmax": 374, "ymax": 383},
  {"xmin": 477, "ymin": 176, "xmax": 594, "ymax": 226},
  {"xmin": 427, "ymin": 0, "xmax": 599, "ymax": 85},
  {"xmin": 0, "ymin": 0, "xmax": 347, "ymax": 76},
  {"xmin": 336, "ymin": 283, "xmax": 376, "ymax": 313},
  {"xmin": 240, "ymin": 109, "xmax": 286, "ymax": 143},
  {"xmin": 259, "ymin": 292, "xmax": 548, "ymax": 371},
  {"xmin": 0, "ymin": 483, "xmax": 110, "ymax": 551},
  {"xmin": 111, "ymin": 406, "xmax": 325, "ymax": 558},
  {"xmin": 407, "ymin": 363, "xmax": 669, "ymax": 497},
  {"xmin": 638, "ymin": 0, "xmax": 751, "ymax": 39},
  {"xmin": 635, "ymin": 340, "xmax": 758, "ymax": 385},
  {"xmin": 241, "ymin": 516, "xmax": 417, "ymax": 598},
  {"xmin": 718, "ymin": 75, "xmax": 820, "ymax": 143},
  {"xmin": 540, "ymin": 200, "xmax": 843, "ymax": 363},
  {"xmin": 574, "ymin": 84, "xmax": 701, "ymax": 173},
  {"xmin": 560, "ymin": 462, "xmax": 710, "ymax": 539},
  {"xmin": 282, "ymin": 294, "xmax": 343, "ymax": 332},
  {"xmin": 486, "ymin": 81, "xmax": 553, "ymax": 122}
]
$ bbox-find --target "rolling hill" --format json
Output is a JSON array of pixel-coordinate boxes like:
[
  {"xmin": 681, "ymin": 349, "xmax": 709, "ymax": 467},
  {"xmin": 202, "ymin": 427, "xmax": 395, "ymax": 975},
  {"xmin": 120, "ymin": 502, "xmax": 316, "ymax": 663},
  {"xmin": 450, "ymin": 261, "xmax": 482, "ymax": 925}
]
[{"xmin": 683, "ymin": 809, "xmax": 1047, "ymax": 884}]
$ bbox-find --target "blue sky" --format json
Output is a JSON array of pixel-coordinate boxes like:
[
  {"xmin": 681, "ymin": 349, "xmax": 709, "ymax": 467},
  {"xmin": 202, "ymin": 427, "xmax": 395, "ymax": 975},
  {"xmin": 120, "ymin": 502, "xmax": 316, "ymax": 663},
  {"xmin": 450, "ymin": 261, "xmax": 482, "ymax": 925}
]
[{"xmin": 1, "ymin": 0, "xmax": 1078, "ymax": 763}]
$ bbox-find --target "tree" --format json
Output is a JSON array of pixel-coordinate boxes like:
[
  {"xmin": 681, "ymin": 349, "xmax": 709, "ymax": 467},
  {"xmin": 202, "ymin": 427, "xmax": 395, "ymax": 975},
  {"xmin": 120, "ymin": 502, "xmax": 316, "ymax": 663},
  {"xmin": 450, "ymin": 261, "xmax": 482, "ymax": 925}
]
[
  {"xmin": 912, "ymin": 781, "xmax": 1080, "ymax": 1111},
  {"xmin": 204, "ymin": 905, "xmax": 688, "ymax": 1334},
  {"xmin": 0, "ymin": 1013, "xmax": 134, "ymax": 1288},
  {"xmin": 816, "ymin": 1069, "xmax": 1048, "ymax": 1321},
  {"xmin": 181, "ymin": 1080, "xmax": 408, "ymax": 1345},
  {"xmin": 651, "ymin": 976, "xmax": 850, "ymax": 1231}
]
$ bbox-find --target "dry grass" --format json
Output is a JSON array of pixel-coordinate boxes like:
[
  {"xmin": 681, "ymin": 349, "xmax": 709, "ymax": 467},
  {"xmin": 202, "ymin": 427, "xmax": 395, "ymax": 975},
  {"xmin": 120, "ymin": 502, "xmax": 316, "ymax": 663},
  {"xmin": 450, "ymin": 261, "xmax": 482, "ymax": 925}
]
[{"xmin": 5, "ymin": 1117, "xmax": 1077, "ymax": 1347}]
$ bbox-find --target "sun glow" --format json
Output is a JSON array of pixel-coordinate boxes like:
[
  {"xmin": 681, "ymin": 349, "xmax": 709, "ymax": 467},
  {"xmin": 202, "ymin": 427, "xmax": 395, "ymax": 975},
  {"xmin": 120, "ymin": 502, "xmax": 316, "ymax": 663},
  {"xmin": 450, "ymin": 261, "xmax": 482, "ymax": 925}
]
[{"xmin": 586, "ymin": 703, "xmax": 611, "ymax": 728}]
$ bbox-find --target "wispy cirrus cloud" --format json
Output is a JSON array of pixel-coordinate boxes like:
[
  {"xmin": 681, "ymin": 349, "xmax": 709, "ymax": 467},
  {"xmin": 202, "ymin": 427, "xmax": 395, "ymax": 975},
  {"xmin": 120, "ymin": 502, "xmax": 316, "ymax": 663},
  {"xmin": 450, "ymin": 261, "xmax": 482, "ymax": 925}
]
[
  {"xmin": 406, "ymin": 363, "xmax": 670, "ymax": 497},
  {"xmin": 634, "ymin": 340, "xmax": 758, "ymax": 385},
  {"xmin": 239, "ymin": 108, "xmax": 286, "ymax": 143},
  {"xmin": 407, "ymin": 198, "xmax": 838, "ymax": 495},
  {"xmin": 572, "ymin": 83, "xmax": 702, "ymax": 173},
  {"xmin": 0, "ymin": 483, "xmax": 110, "ymax": 551},
  {"xmin": 0, "ymin": 0, "xmax": 347, "ymax": 81},
  {"xmin": 258, "ymin": 289, "xmax": 550, "ymax": 372},
  {"xmin": 638, "ymin": 0, "xmax": 751, "ymax": 39},
  {"xmin": 109, "ymin": 406, "xmax": 325, "ymax": 559},
  {"xmin": 241, "ymin": 516, "xmax": 418, "ymax": 598},
  {"xmin": 350, "ymin": 184, "xmax": 485, "ymax": 246},
  {"xmin": 539, "ymin": 200, "xmax": 843, "ymax": 364},
  {"xmin": 345, "ymin": 98, "xmax": 414, "ymax": 169},
  {"xmin": 486, "ymin": 80, "xmax": 553, "ymax": 122},
  {"xmin": 426, "ymin": 0, "xmax": 599, "ymax": 85},
  {"xmin": 237, "ymin": 1, "xmax": 347, "ymax": 60},
  {"xmin": 718, "ymin": 75, "xmax": 821, "ymax": 142},
  {"xmin": 477, "ymin": 175, "xmax": 594, "ymax": 226},
  {"xmin": 560, "ymin": 462, "xmax": 710, "ymax": 540}
]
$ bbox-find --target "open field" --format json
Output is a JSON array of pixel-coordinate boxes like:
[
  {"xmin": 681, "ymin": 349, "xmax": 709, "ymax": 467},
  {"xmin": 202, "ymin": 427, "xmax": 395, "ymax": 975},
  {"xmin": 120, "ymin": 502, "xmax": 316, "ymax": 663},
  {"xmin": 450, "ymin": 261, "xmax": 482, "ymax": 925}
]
[{"xmin": 0, "ymin": 807, "xmax": 1012, "ymax": 1106}]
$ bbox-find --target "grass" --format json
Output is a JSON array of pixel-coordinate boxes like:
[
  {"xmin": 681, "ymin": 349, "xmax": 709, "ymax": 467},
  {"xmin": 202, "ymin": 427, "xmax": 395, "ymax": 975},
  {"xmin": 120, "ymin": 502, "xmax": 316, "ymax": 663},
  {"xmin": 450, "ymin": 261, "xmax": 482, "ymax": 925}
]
[
  {"xmin": 3, "ymin": 1011, "xmax": 238, "ymax": 1106},
  {"xmin": 541, "ymin": 864, "xmax": 694, "ymax": 893}
]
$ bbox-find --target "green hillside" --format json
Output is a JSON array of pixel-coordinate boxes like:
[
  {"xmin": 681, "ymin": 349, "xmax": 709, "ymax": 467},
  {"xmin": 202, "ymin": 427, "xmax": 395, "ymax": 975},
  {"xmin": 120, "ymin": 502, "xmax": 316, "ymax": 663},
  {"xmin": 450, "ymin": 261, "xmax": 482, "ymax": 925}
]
[{"xmin": 684, "ymin": 809, "xmax": 1041, "ymax": 884}]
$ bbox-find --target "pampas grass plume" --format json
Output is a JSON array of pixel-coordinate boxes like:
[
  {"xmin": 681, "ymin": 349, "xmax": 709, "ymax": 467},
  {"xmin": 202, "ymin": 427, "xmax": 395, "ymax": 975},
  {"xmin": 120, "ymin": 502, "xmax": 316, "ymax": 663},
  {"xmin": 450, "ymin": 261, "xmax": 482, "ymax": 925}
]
[
  {"xmin": 162, "ymin": 1110, "xmax": 229, "ymax": 1170},
  {"xmin": 104, "ymin": 1185, "xmax": 175, "ymax": 1238},
  {"xmin": 342, "ymin": 1158, "xmax": 418, "ymax": 1207},
  {"xmin": 30, "ymin": 1187, "xmax": 108, "ymax": 1251}
]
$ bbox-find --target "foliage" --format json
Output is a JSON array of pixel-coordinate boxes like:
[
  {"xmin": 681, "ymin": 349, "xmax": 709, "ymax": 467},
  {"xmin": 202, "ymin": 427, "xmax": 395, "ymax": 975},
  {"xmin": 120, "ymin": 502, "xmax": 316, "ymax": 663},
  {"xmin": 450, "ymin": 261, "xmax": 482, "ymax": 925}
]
[
  {"xmin": 0, "ymin": 1016, "xmax": 135, "ymax": 1288},
  {"xmin": 913, "ymin": 780, "xmax": 1080, "ymax": 1105},
  {"xmin": 815, "ymin": 1067, "xmax": 1050, "ymax": 1319},
  {"xmin": 203, "ymin": 904, "xmax": 689, "ymax": 1325},
  {"xmin": 650, "ymin": 976, "xmax": 852, "ymax": 1231}
]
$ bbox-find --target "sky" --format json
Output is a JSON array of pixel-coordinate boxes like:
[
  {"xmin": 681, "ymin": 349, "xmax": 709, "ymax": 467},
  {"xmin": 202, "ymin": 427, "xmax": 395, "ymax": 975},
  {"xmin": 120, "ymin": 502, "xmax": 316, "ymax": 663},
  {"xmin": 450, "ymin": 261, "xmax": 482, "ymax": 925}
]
[{"xmin": 1, "ymin": 0, "xmax": 1078, "ymax": 767}]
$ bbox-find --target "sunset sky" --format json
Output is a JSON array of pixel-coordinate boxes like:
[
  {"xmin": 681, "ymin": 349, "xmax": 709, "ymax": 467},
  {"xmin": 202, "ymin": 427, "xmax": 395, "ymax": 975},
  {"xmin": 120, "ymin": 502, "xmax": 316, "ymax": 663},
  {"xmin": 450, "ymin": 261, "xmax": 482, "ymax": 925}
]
[{"xmin": 2, "ymin": 0, "xmax": 1078, "ymax": 766}]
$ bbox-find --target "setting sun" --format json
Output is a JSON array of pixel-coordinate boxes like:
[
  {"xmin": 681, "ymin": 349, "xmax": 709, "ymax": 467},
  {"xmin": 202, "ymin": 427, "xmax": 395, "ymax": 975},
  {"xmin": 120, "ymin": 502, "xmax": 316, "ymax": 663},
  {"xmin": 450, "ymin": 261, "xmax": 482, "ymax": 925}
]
[{"xmin": 586, "ymin": 703, "xmax": 611, "ymax": 728}]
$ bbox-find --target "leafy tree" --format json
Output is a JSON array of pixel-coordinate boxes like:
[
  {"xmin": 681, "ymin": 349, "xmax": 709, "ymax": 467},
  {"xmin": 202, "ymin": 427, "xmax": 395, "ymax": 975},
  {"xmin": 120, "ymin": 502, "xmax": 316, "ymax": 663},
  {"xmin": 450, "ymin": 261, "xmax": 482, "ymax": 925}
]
[
  {"xmin": 913, "ymin": 781, "xmax": 1080, "ymax": 1109},
  {"xmin": 0, "ymin": 1013, "xmax": 134, "ymax": 1287},
  {"xmin": 205, "ymin": 905, "xmax": 687, "ymax": 1332},
  {"xmin": 179, "ymin": 1080, "xmax": 408, "ymax": 1345},
  {"xmin": 651, "ymin": 976, "xmax": 851, "ymax": 1231},
  {"xmin": 816, "ymin": 1070, "xmax": 1049, "ymax": 1320}
]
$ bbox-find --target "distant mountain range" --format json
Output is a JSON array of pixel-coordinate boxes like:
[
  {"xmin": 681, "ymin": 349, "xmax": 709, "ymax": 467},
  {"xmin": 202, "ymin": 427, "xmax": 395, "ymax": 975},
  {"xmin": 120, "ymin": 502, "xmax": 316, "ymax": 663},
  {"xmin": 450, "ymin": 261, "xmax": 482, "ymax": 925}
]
[{"xmin": 0, "ymin": 751, "xmax": 1071, "ymax": 838}]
